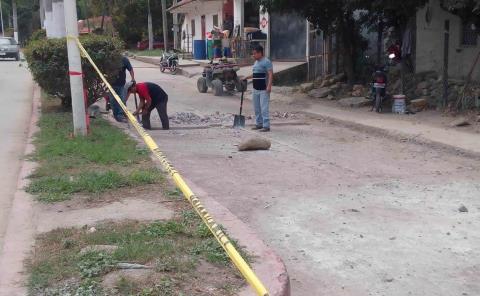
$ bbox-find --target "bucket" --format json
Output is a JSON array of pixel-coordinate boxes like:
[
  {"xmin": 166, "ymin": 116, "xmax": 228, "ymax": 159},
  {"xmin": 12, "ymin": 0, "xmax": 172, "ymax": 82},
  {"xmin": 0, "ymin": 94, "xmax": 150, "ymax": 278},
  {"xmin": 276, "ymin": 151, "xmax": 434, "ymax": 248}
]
[
  {"xmin": 392, "ymin": 95, "xmax": 406, "ymax": 114},
  {"xmin": 193, "ymin": 40, "xmax": 206, "ymax": 60}
]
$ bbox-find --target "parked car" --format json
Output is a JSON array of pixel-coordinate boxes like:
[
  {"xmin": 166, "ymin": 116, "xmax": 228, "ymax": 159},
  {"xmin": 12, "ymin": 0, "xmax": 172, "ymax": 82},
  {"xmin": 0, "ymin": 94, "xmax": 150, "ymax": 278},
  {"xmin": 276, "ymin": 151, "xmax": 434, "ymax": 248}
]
[
  {"xmin": 0, "ymin": 37, "xmax": 20, "ymax": 61},
  {"xmin": 136, "ymin": 40, "xmax": 172, "ymax": 50}
]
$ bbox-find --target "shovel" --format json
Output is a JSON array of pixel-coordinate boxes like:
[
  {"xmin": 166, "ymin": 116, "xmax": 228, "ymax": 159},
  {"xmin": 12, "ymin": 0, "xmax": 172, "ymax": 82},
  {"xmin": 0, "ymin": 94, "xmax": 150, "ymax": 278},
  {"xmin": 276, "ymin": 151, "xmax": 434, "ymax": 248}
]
[
  {"xmin": 233, "ymin": 89, "xmax": 246, "ymax": 128},
  {"xmin": 133, "ymin": 93, "xmax": 141, "ymax": 122}
]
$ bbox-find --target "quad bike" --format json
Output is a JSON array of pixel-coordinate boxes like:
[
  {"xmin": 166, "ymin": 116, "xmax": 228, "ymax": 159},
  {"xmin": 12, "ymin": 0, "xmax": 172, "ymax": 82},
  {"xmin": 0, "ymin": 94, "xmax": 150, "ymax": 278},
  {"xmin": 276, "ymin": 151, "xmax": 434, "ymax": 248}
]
[
  {"xmin": 160, "ymin": 51, "xmax": 179, "ymax": 74},
  {"xmin": 197, "ymin": 59, "xmax": 244, "ymax": 96}
]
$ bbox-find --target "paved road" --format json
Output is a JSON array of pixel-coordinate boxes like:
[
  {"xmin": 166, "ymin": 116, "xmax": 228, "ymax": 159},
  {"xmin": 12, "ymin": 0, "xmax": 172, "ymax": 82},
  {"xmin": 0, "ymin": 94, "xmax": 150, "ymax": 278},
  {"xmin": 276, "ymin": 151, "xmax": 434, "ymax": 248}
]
[
  {"xmin": 127, "ymin": 60, "xmax": 480, "ymax": 296},
  {"xmin": 0, "ymin": 60, "xmax": 33, "ymax": 251}
]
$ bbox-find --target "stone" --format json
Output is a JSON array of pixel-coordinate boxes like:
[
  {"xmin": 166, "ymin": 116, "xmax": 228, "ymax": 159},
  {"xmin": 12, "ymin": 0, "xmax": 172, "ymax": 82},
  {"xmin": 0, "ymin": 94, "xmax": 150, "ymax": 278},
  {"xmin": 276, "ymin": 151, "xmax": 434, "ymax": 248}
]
[
  {"xmin": 80, "ymin": 245, "xmax": 119, "ymax": 255},
  {"xmin": 459, "ymin": 205, "xmax": 469, "ymax": 213},
  {"xmin": 88, "ymin": 105, "xmax": 101, "ymax": 118},
  {"xmin": 326, "ymin": 95, "xmax": 336, "ymax": 100},
  {"xmin": 332, "ymin": 73, "xmax": 346, "ymax": 83},
  {"xmin": 300, "ymin": 82, "xmax": 315, "ymax": 92},
  {"xmin": 450, "ymin": 118, "xmax": 471, "ymax": 127},
  {"xmin": 338, "ymin": 97, "xmax": 371, "ymax": 108},
  {"xmin": 308, "ymin": 87, "xmax": 332, "ymax": 99},
  {"xmin": 410, "ymin": 98, "xmax": 429, "ymax": 111},
  {"xmin": 352, "ymin": 84, "xmax": 364, "ymax": 91},
  {"xmin": 238, "ymin": 137, "xmax": 271, "ymax": 151},
  {"xmin": 417, "ymin": 81, "xmax": 430, "ymax": 90},
  {"xmin": 476, "ymin": 115, "xmax": 480, "ymax": 122},
  {"xmin": 351, "ymin": 90, "xmax": 364, "ymax": 97},
  {"xmin": 320, "ymin": 80, "xmax": 332, "ymax": 88},
  {"xmin": 117, "ymin": 263, "xmax": 152, "ymax": 269}
]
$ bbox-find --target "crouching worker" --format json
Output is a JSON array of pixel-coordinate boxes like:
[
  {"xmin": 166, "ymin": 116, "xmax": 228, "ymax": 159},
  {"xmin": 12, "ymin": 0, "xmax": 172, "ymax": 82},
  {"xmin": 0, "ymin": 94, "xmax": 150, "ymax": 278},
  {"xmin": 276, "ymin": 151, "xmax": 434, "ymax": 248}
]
[{"xmin": 125, "ymin": 81, "xmax": 170, "ymax": 130}]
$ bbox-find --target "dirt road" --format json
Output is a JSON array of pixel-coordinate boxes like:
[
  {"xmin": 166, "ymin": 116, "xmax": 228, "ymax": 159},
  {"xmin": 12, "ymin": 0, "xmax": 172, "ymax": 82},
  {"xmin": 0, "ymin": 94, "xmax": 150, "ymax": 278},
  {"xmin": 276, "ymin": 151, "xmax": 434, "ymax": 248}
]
[
  {"xmin": 128, "ymin": 60, "xmax": 480, "ymax": 295},
  {"xmin": 0, "ymin": 60, "xmax": 32, "ymax": 251}
]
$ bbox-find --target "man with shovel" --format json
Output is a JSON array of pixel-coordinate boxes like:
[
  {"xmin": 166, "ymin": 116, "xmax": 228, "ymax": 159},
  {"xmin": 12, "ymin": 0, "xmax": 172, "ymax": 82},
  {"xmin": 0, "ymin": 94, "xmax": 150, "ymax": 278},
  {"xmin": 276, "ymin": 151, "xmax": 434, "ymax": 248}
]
[{"xmin": 243, "ymin": 44, "xmax": 273, "ymax": 132}]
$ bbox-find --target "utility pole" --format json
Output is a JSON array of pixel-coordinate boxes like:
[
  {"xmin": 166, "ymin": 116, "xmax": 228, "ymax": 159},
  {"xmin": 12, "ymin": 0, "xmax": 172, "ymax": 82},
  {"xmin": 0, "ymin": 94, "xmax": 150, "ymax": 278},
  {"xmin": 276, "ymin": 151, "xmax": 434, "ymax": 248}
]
[
  {"xmin": 64, "ymin": 0, "xmax": 87, "ymax": 136},
  {"xmin": 173, "ymin": 0, "xmax": 178, "ymax": 50},
  {"xmin": 161, "ymin": 0, "xmax": 168, "ymax": 51},
  {"xmin": 0, "ymin": 0, "xmax": 4, "ymax": 37},
  {"xmin": 40, "ymin": 0, "xmax": 46, "ymax": 29},
  {"xmin": 147, "ymin": 0, "xmax": 153, "ymax": 50},
  {"xmin": 12, "ymin": 0, "xmax": 18, "ymax": 43}
]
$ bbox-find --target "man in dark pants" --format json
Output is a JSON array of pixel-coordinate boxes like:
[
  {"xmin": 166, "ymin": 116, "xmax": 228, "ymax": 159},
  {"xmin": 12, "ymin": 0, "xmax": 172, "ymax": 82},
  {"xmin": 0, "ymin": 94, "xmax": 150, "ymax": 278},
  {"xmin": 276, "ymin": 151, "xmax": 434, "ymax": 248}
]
[
  {"xmin": 109, "ymin": 56, "xmax": 135, "ymax": 122},
  {"xmin": 126, "ymin": 81, "xmax": 169, "ymax": 130}
]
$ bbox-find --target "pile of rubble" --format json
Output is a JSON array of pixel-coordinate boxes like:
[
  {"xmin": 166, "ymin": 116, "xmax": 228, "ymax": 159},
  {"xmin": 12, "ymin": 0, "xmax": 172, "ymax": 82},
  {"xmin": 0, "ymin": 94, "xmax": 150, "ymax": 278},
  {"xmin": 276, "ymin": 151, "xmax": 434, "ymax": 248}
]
[
  {"xmin": 169, "ymin": 112, "xmax": 235, "ymax": 125},
  {"xmin": 301, "ymin": 74, "xmax": 372, "ymax": 108},
  {"xmin": 300, "ymin": 69, "xmax": 480, "ymax": 112}
]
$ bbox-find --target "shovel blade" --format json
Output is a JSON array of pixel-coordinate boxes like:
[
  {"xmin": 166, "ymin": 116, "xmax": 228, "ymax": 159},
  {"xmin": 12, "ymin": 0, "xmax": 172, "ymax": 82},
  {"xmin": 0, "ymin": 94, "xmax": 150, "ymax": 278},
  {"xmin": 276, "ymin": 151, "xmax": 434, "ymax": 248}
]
[{"xmin": 233, "ymin": 115, "xmax": 245, "ymax": 128}]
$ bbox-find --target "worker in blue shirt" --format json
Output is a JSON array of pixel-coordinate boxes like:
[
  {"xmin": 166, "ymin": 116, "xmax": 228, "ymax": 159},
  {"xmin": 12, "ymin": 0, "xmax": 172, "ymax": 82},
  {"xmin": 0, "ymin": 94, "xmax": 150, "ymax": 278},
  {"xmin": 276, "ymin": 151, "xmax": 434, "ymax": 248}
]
[
  {"xmin": 244, "ymin": 44, "xmax": 273, "ymax": 132},
  {"xmin": 109, "ymin": 56, "xmax": 135, "ymax": 122}
]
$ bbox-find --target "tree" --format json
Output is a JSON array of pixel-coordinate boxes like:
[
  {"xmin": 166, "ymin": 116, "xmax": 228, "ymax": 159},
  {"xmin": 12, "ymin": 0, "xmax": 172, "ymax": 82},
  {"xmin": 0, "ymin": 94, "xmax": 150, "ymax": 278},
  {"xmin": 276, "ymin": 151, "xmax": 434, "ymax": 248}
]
[{"xmin": 257, "ymin": 0, "xmax": 429, "ymax": 84}]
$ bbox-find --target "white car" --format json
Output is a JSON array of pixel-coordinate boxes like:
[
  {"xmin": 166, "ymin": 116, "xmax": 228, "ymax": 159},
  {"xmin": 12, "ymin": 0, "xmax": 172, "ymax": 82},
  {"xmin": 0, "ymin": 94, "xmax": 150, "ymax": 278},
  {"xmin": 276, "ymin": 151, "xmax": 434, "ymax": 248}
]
[{"xmin": 0, "ymin": 37, "xmax": 20, "ymax": 61}]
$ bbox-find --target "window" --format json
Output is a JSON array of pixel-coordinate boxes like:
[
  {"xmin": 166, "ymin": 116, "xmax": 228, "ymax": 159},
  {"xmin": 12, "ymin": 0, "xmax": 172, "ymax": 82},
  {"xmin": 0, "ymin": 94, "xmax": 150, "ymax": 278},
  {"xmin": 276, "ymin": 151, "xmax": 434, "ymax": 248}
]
[
  {"xmin": 213, "ymin": 14, "xmax": 219, "ymax": 27},
  {"xmin": 461, "ymin": 21, "xmax": 478, "ymax": 46},
  {"xmin": 191, "ymin": 19, "xmax": 196, "ymax": 37}
]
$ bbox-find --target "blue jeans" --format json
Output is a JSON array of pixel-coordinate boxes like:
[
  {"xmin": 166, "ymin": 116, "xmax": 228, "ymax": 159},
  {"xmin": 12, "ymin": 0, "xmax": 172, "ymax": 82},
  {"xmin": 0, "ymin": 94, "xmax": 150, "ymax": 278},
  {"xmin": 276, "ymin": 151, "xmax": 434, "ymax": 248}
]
[
  {"xmin": 109, "ymin": 84, "xmax": 127, "ymax": 119},
  {"xmin": 252, "ymin": 89, "xmax": 270, "ymax": 128}
]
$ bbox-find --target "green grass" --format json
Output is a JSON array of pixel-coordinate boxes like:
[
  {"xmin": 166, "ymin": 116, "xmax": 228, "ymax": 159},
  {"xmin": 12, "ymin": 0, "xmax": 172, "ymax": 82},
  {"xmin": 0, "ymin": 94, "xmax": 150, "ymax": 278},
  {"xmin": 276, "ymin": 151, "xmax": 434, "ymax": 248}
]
[
  {"xmin": 129, "ymin": 49, "xmax": 164, "ymax": 57},
  {"xmin": 27, "ymin": 213, "xmax": 246, "ymax": 295},
  {"xmin": 27, "ymin": 99, "xmax": 165, "ymax": 202}
]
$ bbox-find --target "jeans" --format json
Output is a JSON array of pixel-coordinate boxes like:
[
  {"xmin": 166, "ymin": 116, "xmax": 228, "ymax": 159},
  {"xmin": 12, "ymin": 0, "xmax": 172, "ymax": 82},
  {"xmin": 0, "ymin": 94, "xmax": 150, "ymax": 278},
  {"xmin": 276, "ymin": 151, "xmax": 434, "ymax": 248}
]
[
  {"xmin": 252, "ymin": 89, "xmax": 270, "ymax": 128},
  {"xmin": 142, "ymin": 97, "xmax": 169, "ymax": 130},
  {"xmin": 109, "ymin": 84, "xmax": 127, "ymax": 120}
]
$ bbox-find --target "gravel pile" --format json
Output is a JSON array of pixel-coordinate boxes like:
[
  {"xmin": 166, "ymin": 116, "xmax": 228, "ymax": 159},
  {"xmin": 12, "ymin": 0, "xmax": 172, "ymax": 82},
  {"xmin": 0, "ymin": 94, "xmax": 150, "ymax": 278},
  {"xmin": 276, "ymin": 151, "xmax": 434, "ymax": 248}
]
[{"xmin": 169, "ymin": 112, "xmax": 237, "ymax": 125}]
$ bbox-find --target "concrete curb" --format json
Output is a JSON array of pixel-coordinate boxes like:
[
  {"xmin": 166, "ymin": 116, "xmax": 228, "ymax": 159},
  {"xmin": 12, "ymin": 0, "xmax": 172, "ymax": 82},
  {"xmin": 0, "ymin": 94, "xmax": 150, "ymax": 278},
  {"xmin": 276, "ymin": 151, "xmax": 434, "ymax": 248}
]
[
  {"xmin": 300, "ymin": 109, "xmax": 480, "ymax": 160},
  {"xmin": 107, "ymin": 117, "xmax": 290, "ymax": 296},
  {"xmin": 0, "ymin": 84, "xmax": 39, "ymax": 295}
]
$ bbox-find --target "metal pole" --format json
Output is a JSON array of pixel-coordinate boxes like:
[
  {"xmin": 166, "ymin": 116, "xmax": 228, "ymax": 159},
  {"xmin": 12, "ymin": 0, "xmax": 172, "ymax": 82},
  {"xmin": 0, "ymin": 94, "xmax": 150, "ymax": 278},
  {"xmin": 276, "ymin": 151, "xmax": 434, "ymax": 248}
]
[
  {"xmin": 12, "ymin": 0, "xmax": 18, "ymax": 43},
  {"xmin": 442, "ymin": 20, "xmax": 450, "ymax": 109},
  {"xmin": 162, "ymin": 0, "xmax": 168, "ymax": 51},
  {"xmin": 147, "ymin": 0, "xmax": 153, "ymax": 50},
  {"xmin": 64, "ymin": 0, "xmax": 87, "ymax": 136},
  {"xmin": 0, "ymin": 0, "xmax": 4, "ymax": 37}
]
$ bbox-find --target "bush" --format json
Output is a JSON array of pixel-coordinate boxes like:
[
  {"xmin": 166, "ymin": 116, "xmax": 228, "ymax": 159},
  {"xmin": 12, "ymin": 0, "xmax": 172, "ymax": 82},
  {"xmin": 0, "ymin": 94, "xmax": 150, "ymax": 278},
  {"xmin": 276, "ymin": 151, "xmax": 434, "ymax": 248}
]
[
  {"xmin": 24, "ymin": 35, "xmax": 124, "ymax": 107},
  {"xmin": 28, "ymin": 29, "xmax": 47, "ymax": 43}
]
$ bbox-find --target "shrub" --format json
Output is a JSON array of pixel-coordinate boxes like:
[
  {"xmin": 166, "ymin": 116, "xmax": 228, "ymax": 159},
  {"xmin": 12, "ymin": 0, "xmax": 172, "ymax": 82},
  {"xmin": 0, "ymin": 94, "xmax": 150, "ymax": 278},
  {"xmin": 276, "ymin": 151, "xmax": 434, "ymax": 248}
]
[
  {"xmin": 28, "ymin": 29, "xmax": 47, "ymax": 44},
  {"xmin": 24, "ymin": 35, "xmax": 124, "ymax": 107}
]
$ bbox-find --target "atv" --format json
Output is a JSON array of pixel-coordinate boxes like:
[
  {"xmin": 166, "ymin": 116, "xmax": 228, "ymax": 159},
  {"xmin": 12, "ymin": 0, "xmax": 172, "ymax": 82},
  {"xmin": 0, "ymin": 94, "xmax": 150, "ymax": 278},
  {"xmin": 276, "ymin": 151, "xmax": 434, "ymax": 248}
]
[{"xmin": 197, "ymin": 59, "xmax": 244, "ymax": 96}]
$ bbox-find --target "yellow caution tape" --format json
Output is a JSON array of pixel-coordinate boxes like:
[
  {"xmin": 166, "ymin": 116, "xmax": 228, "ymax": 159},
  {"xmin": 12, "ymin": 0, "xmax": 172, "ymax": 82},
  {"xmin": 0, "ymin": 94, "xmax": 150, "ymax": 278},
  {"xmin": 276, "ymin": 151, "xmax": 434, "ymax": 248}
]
[{"xmin": 72, "ymin": 37, "xmax": 269, "ymax": 296}]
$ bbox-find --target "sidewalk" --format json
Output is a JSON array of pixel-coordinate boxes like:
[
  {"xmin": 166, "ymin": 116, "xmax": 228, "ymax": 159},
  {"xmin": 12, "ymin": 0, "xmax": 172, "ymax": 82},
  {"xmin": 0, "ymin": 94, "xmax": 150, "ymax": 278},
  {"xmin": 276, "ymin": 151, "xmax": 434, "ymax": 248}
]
[{"xmin": 301, "ymin": 101, "xmax": 480, "ymax": 157}]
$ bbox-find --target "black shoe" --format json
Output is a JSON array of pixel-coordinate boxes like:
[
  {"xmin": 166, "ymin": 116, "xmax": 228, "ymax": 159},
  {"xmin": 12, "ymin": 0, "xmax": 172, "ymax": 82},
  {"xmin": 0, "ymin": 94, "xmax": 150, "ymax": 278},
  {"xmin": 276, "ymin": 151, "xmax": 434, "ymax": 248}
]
[
  {"xmin": 259, "ymin": 127, "xmax": 270, "ymax": 132},
  {"xmin": 251, "ymin": 125, "xmax": 263, "ymax": 130}
]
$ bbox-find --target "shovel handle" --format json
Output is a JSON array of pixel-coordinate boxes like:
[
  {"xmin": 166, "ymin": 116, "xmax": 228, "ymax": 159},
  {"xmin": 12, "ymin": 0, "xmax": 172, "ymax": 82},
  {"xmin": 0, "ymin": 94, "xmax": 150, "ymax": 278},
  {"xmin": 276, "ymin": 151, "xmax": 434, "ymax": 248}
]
[
  {"xmin": 239, "ymin": 90, "xmax": 244, "ymax": 116},
  {"xmin": 134, "ymin": 93, "xmax": 140, "ymax": 122}
]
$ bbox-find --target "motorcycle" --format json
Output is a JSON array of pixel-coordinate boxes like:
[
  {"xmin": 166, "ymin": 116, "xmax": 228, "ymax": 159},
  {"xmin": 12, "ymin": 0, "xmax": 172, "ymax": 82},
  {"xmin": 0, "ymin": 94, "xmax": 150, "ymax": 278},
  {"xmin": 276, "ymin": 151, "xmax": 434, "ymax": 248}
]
[
  {"xmin": 371, "ymin": 66, "xmax": 388, "ymax": 113},
  {"xmin": 160, "ymin": 52, "xmax": 178, "ymax": 74}
]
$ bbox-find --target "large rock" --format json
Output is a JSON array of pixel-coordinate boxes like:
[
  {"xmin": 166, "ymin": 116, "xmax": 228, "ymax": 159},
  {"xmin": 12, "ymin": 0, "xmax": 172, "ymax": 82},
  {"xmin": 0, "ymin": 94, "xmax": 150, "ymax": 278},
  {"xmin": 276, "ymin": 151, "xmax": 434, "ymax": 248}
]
[
  {"xmin": 450, "ymin": 117, "xmax": 471, "ymax": 127},
  {"xmin": 417, "ymin": 81, "xmax": 431, "ymax": 90},
  {"xmin": 410, "ymin": 98, "xmax": 429, "ymax": 111},
  {"xmin": 308, "ymin": 87, "xmax": 332, "ymax": 99},
  {"xmin": 338, "ymin": 97, "xmax": 371, "ymax": 108},
  {"xmin": 80, "ymin": 245, "xmax": 118, "ymax": 255},
  {"xmin": 352, "ymin": 84, "xmax": 364, "ymax": 91},
  {"xmin": 300, "ymin": 82, "xmax": 315, "ymax": 93},
  {"xmin": 238, "ymin": 137, "xmax": 271, "ymax": 151},
  {"xmin": 332, "ymin": 73, "xmax": 346, "ymax": 83}
]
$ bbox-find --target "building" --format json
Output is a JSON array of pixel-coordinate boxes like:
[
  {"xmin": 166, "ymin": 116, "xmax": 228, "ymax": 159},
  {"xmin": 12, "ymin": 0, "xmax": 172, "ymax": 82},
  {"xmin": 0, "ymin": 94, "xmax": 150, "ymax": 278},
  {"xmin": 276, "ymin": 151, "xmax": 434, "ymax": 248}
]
[
  {"xmin": 168, "ymin": 0, "xmax": 310, "ymax": 64},
  {"xmin": 416, "ymin": 0, "xmax": 480, "ymax": 80}
]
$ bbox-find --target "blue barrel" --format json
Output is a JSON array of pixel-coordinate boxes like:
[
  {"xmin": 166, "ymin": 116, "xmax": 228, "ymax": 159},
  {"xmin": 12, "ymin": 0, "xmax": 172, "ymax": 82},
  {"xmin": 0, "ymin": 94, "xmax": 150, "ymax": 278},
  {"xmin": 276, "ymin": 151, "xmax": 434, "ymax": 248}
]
[
  {"xmin": 193, "ymin": 40, "xmax": 206, "ymax": 60},
  {"xmin": 223, "ymin": 47, "xmax": 232, "ymax": 58}
]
